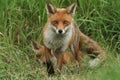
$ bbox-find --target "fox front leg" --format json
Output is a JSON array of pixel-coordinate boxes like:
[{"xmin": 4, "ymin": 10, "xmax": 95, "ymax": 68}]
[{"xmin": 44, "ymin": 47, "xmax": 55, "ymax": 75}]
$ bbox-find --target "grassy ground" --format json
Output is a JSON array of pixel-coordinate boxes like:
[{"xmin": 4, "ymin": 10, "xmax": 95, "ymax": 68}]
[{"xmin": 0, "ymin": 0, "xmax": 120, "ymax": 80}]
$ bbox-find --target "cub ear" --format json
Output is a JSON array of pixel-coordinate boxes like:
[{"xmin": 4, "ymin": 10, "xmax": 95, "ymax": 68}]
[
  {"xmin": 31, "ymin": 41, "xmax": 41, "ymax": 50},
  {"xmin": 66, "ymin": 3, "xmax": 77, "ymax": 15},
  {"xmin": 46, "ymin": 1, "xmax": 56, "ymax": 15}
]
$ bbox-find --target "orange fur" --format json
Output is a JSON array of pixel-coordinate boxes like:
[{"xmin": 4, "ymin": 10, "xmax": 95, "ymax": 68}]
[{"xmin": 40, "ymin": 2, "xmax": 106, "ymax": 75}]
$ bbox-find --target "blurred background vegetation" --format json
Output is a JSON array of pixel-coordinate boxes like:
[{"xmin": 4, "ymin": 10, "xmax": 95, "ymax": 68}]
[{"xmin": 0, "ymin": 0, "xmax": 120, "ymax": 79}]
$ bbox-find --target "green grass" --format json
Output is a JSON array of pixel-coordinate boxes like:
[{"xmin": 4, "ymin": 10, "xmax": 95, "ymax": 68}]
[{"xmin": 0, "ymin": 0, "xmax": 120, "ymax": 80}]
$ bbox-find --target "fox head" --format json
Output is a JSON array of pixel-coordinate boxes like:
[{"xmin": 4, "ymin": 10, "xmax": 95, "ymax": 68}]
[
  {"xmin": 31, "ymin": 41, "xmax": 46, "ymax": 65},
  {"xmin": 46, "ymin": 2, "xmax": 77, "ymax": 34}
]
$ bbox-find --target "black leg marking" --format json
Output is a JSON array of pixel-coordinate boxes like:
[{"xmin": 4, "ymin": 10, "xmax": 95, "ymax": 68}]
[{"xmin": 47, "ymin": 61, "xmax": 54, "ymax": 75}]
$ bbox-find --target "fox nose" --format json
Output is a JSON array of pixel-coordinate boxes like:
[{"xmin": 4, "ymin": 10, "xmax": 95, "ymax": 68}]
[{"xmin": 58, "ymin": 29, "xmax": 63, "ymax": 34}]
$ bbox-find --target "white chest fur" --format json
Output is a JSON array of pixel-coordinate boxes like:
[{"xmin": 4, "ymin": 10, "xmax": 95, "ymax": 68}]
[{"xmin": 44, "ymin": 26, "xmax": 73, "ymax": 52}]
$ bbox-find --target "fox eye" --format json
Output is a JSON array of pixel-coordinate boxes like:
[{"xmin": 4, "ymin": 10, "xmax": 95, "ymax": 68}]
[
  {"xmin": 52, "ymin": 20, "xmax": 58, "ymax": 26},
  {"xmin": 36, "ymin": 54, "xmax": 42, "ymax": 58},
  {"xmin": 63, "ymin": 20, "xmax": 70, "ymax": 26}
]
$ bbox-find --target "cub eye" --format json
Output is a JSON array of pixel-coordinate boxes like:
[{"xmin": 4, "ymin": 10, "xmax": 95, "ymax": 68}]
[
  {"xmin": 52, "ymin": 20, "xmax": 58, "ymax": 26},
  {"xmin": 63, "ymin": 20, "xmax": 70, "ymax": 26},
  {"xmin": 36, "ymin": 54, "xmax": 42, "ymax": 58}
]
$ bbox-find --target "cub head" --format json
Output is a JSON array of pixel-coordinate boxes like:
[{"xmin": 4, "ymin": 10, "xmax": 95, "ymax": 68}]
[
  {"xmin": 31, "ymin": 41, "xmax": 46, "ymax": 65},
  {"xmin": 46, "ymin": 1, "xmax": 77, "ymax": 34}
]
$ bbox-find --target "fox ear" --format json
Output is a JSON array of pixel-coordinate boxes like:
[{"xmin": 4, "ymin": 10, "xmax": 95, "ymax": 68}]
[
  {"xmin": 66, "ymin": 3, "xmax": 77, "ymax": 15},
  {"xmin": 31, "ymin": 41, "xmax": 41, "ymax": 50},
  {"xmin": 46, "ymin": 1, "xmax": 56, "ymax": 15}
]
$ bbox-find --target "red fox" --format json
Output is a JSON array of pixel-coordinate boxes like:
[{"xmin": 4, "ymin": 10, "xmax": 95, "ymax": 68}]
[
  {"xmin": 42, "ymin": 2, "xmax": 106, "ymax": 75},
  {"xmin": 32, "ymin": 41, "xmax": 77, "ymax": 65}
]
